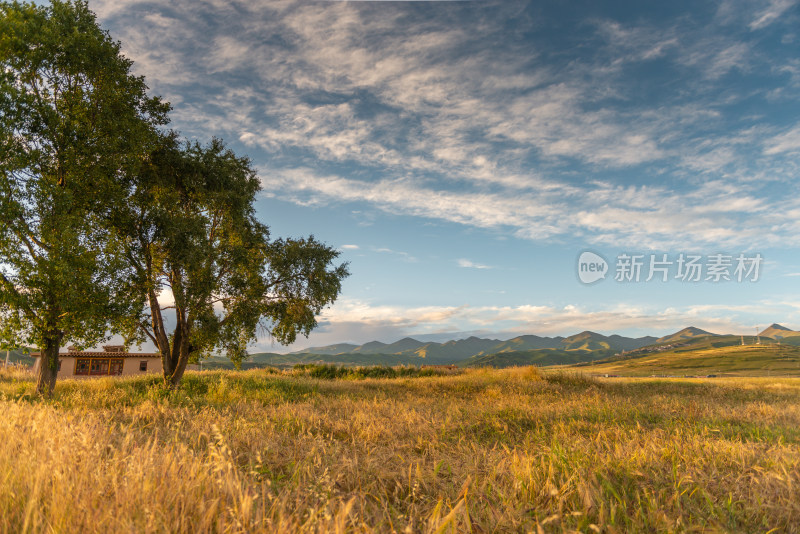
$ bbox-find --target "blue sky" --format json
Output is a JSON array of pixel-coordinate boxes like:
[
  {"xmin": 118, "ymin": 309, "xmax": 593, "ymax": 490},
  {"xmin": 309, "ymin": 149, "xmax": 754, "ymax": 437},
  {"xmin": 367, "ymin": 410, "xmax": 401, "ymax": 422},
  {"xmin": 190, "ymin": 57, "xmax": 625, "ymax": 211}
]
[{"xmin": 87, "ymin": 0, "xmax": 800, "ymax": 351}]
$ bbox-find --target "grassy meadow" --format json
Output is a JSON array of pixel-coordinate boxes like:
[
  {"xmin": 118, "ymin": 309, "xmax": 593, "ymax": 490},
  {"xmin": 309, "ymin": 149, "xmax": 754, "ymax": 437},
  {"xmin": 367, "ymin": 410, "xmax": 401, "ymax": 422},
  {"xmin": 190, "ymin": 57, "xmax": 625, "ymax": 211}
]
[
  {"xmin": 1, "ymin": 365, "xmax": 799, "ymax": 533},
  {"xmin": 574, "ymin": 342, "xmax": 800, "ymax": 377}
]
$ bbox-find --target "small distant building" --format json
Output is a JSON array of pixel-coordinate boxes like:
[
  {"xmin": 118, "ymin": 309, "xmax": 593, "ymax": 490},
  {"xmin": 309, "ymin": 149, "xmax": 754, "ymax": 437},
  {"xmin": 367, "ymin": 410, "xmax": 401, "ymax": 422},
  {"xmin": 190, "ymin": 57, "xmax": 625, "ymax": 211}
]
[{"xmin": 31, "ymin": 345, "xmax": 162, "ymax": 379}]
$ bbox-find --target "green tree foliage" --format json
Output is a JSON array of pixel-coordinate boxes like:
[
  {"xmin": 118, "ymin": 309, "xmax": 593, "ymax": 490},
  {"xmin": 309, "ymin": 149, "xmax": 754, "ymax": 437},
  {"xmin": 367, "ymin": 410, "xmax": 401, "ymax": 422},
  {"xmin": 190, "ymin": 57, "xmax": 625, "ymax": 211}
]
[
  {"xmin": 120, "ymin": 133, "xmax": 349, "ymax": 387},
  {"xmin": 1, "ymin": 1, "xmax": 346, "ymax": 393},
  {"xmin": 0, "ymin": 0, "xmax": 168, "ymax": 395}
]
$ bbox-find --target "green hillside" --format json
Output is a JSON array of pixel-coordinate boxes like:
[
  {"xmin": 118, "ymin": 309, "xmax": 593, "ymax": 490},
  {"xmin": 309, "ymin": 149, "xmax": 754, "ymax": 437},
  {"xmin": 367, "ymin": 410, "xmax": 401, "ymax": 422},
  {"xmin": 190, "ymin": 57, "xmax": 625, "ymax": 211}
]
[
  {"xmin": 377, "ymin": 337, "xmax": 427, "ymax": 353},
  {"xmin": 559, "ymin": 331, "xmax": 656, "ymax": 352},
  {"xmin": 482, "ymin": 335, "xmax": 563, "ymax": 352},
  {"xmin": 758, "ymin": 323, "xmax": 798, "ymax": 339},
  {"xmin": 412, "ymin": 336, "xmax": 503, "ymax": 360},
  {"xmin": 291, "ymin": 343, "xmax": 359, "ymax": 355},
  {"xmin": 351, "ymin": 341, "xmax": 390, "ymax": 354},
  {"xmin": 561, "ymin": 331, "xmax": 606, "ymax": 350},
  {"xmin": 776, "ymin": 335, "xmax": 800, "ymax": 346},
  {"xmin": 656, "ymin": 326, "xmax": 716, "ymax": 343},
  {"xmin": 203, "ymin": 351, "xmax": 454, "ymax": 369},
  {"xmin": 607, "ymin": 333, "xmax": 658, "ymax": 350},
  {"xmin": 1, "ymin": 348, "xmax": 35, "ymax": 367},
  {"xmin": 568, "ymin": 337, "xmax": 800, "ymax": 376},
  {"xmin": 461, "ymin": 348, "xmax": 612, "ymax": 368}
]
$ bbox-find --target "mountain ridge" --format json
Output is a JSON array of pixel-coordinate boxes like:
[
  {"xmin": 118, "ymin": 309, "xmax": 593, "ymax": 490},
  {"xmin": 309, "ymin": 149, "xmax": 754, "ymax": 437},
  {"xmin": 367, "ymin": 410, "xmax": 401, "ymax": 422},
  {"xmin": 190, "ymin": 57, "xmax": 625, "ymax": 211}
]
[
  {"xmin": 656, "ymin": 326, "xmax": 716, "ymax": 344},
  {"xmin": 292, "ymin": 329, "xmax": 688, "ymax": 362},
  {"xmin": 242, "ymin": 324, "xmax": 796, "ymax": 370},
  {"xmin": 758, "ymin": 323, "xmax": 799, "ymax": 340}
]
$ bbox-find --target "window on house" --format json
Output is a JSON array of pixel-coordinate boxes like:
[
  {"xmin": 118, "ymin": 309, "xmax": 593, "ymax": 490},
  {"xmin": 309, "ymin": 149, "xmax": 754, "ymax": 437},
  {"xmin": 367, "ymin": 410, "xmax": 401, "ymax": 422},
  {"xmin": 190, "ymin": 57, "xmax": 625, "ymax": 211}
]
[
  {"xmin": 75, "ymin": 359, "xmax": 90, "ymax": 375},
  {"xmin": 90, "ymin": 359, "xmax": 109, "ymax": 375},
  {"xmin": 139, "ymin": 360, "xmax": 148, "ymax": 372},
  {"xmin": 57, "ymin": 360, "xmax": 62, "ymax": 372},
  {"xmin": 110, "ymin": 359, "xmax": 123, "ymax": 375}
]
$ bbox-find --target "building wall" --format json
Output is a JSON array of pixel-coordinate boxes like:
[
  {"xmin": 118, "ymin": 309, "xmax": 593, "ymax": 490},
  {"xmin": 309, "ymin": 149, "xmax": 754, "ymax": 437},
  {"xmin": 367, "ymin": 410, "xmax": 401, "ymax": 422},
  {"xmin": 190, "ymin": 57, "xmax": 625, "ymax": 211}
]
[
  {"xmin": 58, "ymin": 356, "xmax": 76, "ymax": 379},
  {"xmin": 122, "ymin": 357, "xmax": 162, "ymax": 376}
]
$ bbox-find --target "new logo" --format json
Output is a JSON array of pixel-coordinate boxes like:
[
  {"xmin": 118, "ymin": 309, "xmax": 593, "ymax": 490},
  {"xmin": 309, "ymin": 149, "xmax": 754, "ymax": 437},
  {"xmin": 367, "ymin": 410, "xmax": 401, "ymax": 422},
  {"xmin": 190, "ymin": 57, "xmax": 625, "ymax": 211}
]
[{"xmin": 577, "ymin": 251, "xmax": 608, "ymax": 284}]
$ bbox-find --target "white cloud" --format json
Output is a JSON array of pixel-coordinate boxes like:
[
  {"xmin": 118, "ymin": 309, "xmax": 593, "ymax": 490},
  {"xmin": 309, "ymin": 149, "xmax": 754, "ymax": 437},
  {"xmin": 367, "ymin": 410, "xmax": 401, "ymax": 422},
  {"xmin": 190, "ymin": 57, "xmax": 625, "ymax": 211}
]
[
  {"xmin": 260, "ymin": 166, "xmax": 797, "ymax": 249},
  {"xmin": 206, "ymin": 35, "xmax": 251, "ymax": 74},
  {"xmin": 457, "ymin": 259, "xmax": 493, "ymax": 269},
  {"xmin": 272, "ymin": 296, "xmax": 789, "ymax": 350},
  {"xmin": 594, "ymin": 20, "xmax": 679, "ymax": 64},
  {"xmin": 680, "ymin": 41, "xmax": 751, "ymax": 79},
  {"xmin": 764, "ymin": 125, "xmax": 800, "ymax": 154},
  {"xmin": 372, "ymin": 247, "xmax": 417, "ymax": 262},
  {"xmin": 750, "ymin": 0, "xmax": 798, "ymax": 30},
  {"xmin": 340, "ymin": 244, "xmax": 359, "ymax": 250},
  {"xmin": 88, "ymin": 0, "xmax": 800, "ymax": 250}
]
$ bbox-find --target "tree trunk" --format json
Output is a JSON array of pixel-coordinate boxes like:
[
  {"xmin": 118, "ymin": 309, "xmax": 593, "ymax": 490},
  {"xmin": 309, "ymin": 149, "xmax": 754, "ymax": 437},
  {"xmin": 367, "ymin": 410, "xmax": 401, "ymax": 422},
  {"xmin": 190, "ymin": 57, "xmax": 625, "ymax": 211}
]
[
  {"xmin": 153, "ymin": 304, "xmax": 191, "ymax": 389},
  {"xmin": 148, "ymin": 269, "xmax": 192, "ymax": 389},
  {"xmin": 165, "ymin": 316, "xmax": 191, "ymax": 389},
  {"xmin": 35, "ymin": 334, "xmax": 62, "ymax": 396},
  {"xmin": 144, "ymin": 286, "xmax": 177, "ymax": 388},
  {"xmin": 166, "ymin": 348, "xmax": 190, "ymax": 388}
]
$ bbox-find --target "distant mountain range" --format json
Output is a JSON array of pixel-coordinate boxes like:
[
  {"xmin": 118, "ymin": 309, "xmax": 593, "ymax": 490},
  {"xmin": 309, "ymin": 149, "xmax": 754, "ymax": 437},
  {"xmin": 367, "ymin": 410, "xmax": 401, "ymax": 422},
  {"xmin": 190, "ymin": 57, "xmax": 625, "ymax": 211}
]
[
  {"xmin": 180, "ymin": 323, "xmax": 800, "ymax": 371},
  {"xmin": 294, "ymin": 330, "xmax": 659, "ymax": 361},
  {"xmin": 247, "ymin": 323, "xmax": 797, "ymax": 367}
]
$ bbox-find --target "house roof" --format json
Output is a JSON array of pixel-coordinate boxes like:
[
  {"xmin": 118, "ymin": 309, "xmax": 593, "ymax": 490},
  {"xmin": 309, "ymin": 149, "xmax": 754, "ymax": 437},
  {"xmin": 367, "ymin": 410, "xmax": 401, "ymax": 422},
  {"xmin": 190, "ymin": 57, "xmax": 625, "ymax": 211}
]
[{"xmin": 32, "ymin": 350, "xmax": 161, "ymax": 359}]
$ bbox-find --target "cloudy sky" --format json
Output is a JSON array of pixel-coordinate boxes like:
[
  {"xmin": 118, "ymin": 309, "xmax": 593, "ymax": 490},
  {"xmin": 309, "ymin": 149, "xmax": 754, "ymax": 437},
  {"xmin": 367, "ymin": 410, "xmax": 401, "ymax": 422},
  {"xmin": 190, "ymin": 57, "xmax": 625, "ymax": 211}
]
[{"xmin": 88, "ymin": 0, "xmax": 800, "ymax": 351}]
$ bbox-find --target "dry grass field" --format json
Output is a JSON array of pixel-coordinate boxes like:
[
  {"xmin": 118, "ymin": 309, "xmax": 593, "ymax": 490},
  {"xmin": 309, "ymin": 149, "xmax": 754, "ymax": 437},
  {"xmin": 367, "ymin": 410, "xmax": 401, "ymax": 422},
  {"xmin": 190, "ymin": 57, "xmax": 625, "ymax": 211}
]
[{"xmin": 1, "ymin": 365, "xmax": 799, "ymax": 533}]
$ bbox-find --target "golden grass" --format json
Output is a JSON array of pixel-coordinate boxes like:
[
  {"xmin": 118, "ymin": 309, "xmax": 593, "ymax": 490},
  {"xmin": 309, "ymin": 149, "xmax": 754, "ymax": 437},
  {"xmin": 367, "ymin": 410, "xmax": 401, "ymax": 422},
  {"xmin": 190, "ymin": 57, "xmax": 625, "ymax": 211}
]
[{"xmin": 1, "ymin": 366, "xmax": 799, "ymax": 532}]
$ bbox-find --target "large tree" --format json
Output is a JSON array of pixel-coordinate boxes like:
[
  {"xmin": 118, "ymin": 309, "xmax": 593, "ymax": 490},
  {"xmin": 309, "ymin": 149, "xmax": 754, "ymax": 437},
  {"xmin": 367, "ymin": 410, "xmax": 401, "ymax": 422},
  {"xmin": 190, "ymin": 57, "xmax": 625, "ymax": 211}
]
[
  {"xmin": 120, "ymin": 133, "xmax": 349, "ymax": 388},
  {"xmin": 0, "ymin": 0, "xmax": 169, "ymax": 395}
]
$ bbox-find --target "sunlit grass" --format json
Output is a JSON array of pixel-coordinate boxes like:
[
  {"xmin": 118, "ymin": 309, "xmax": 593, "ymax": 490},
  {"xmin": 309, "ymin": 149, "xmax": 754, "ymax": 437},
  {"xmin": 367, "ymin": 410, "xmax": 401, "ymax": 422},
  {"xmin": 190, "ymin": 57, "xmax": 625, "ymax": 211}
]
[
  {"xmin": 1, "ymin": 366, "xmax": 798, "ymax": 532},
  {"xmin": 581, "ymin": 342, "xmax": 800, "ymax": 377}
]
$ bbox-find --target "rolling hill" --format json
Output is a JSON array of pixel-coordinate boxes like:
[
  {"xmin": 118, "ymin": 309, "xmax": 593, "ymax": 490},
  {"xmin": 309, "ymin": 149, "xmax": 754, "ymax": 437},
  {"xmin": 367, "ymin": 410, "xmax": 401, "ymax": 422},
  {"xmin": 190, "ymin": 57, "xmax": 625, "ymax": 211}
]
[
  {"xmin": 656, "ymin": 326, "xmax": 716, "ymax": 344},
  {"xmin": 568, "ymin": 335, "xmax": 800, "ymax": 376},
  {"xmin": 479, "ymin": 334, "xmax": 564, "ymax": 352},
  {"xmin": 460, "ymin": 348, "xmax": 612, "ymax": 368},
  {"xmin": 560, "ymin": 331, "xmax": 657, "ymax": 351},
  {"xmin": 292, "ymin": 343, "xmax": 359, "ymax": 355},
  {"xmin": 203, "ymin": 351, "xmax": 444, "ymax": 370},
  {"xmin": 410, "ymin": 337, "xmax": 499, "ymax": 360},
  {"xmin": 758, "ymin": 323, "xmax": 800, "ymax": 340}
]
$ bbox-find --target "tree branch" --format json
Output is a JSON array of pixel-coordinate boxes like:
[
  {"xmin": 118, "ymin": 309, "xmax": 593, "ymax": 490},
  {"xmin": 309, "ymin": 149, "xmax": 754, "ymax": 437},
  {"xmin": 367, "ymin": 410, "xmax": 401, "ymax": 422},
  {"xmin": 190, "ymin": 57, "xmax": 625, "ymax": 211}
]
[
  {"xmin": 138, "ymin": 321, "xmax": 158, "ymax": 346},
  {"xmin": 0, "ymin": 271, "xmax": 41, "ymax": 327}
]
